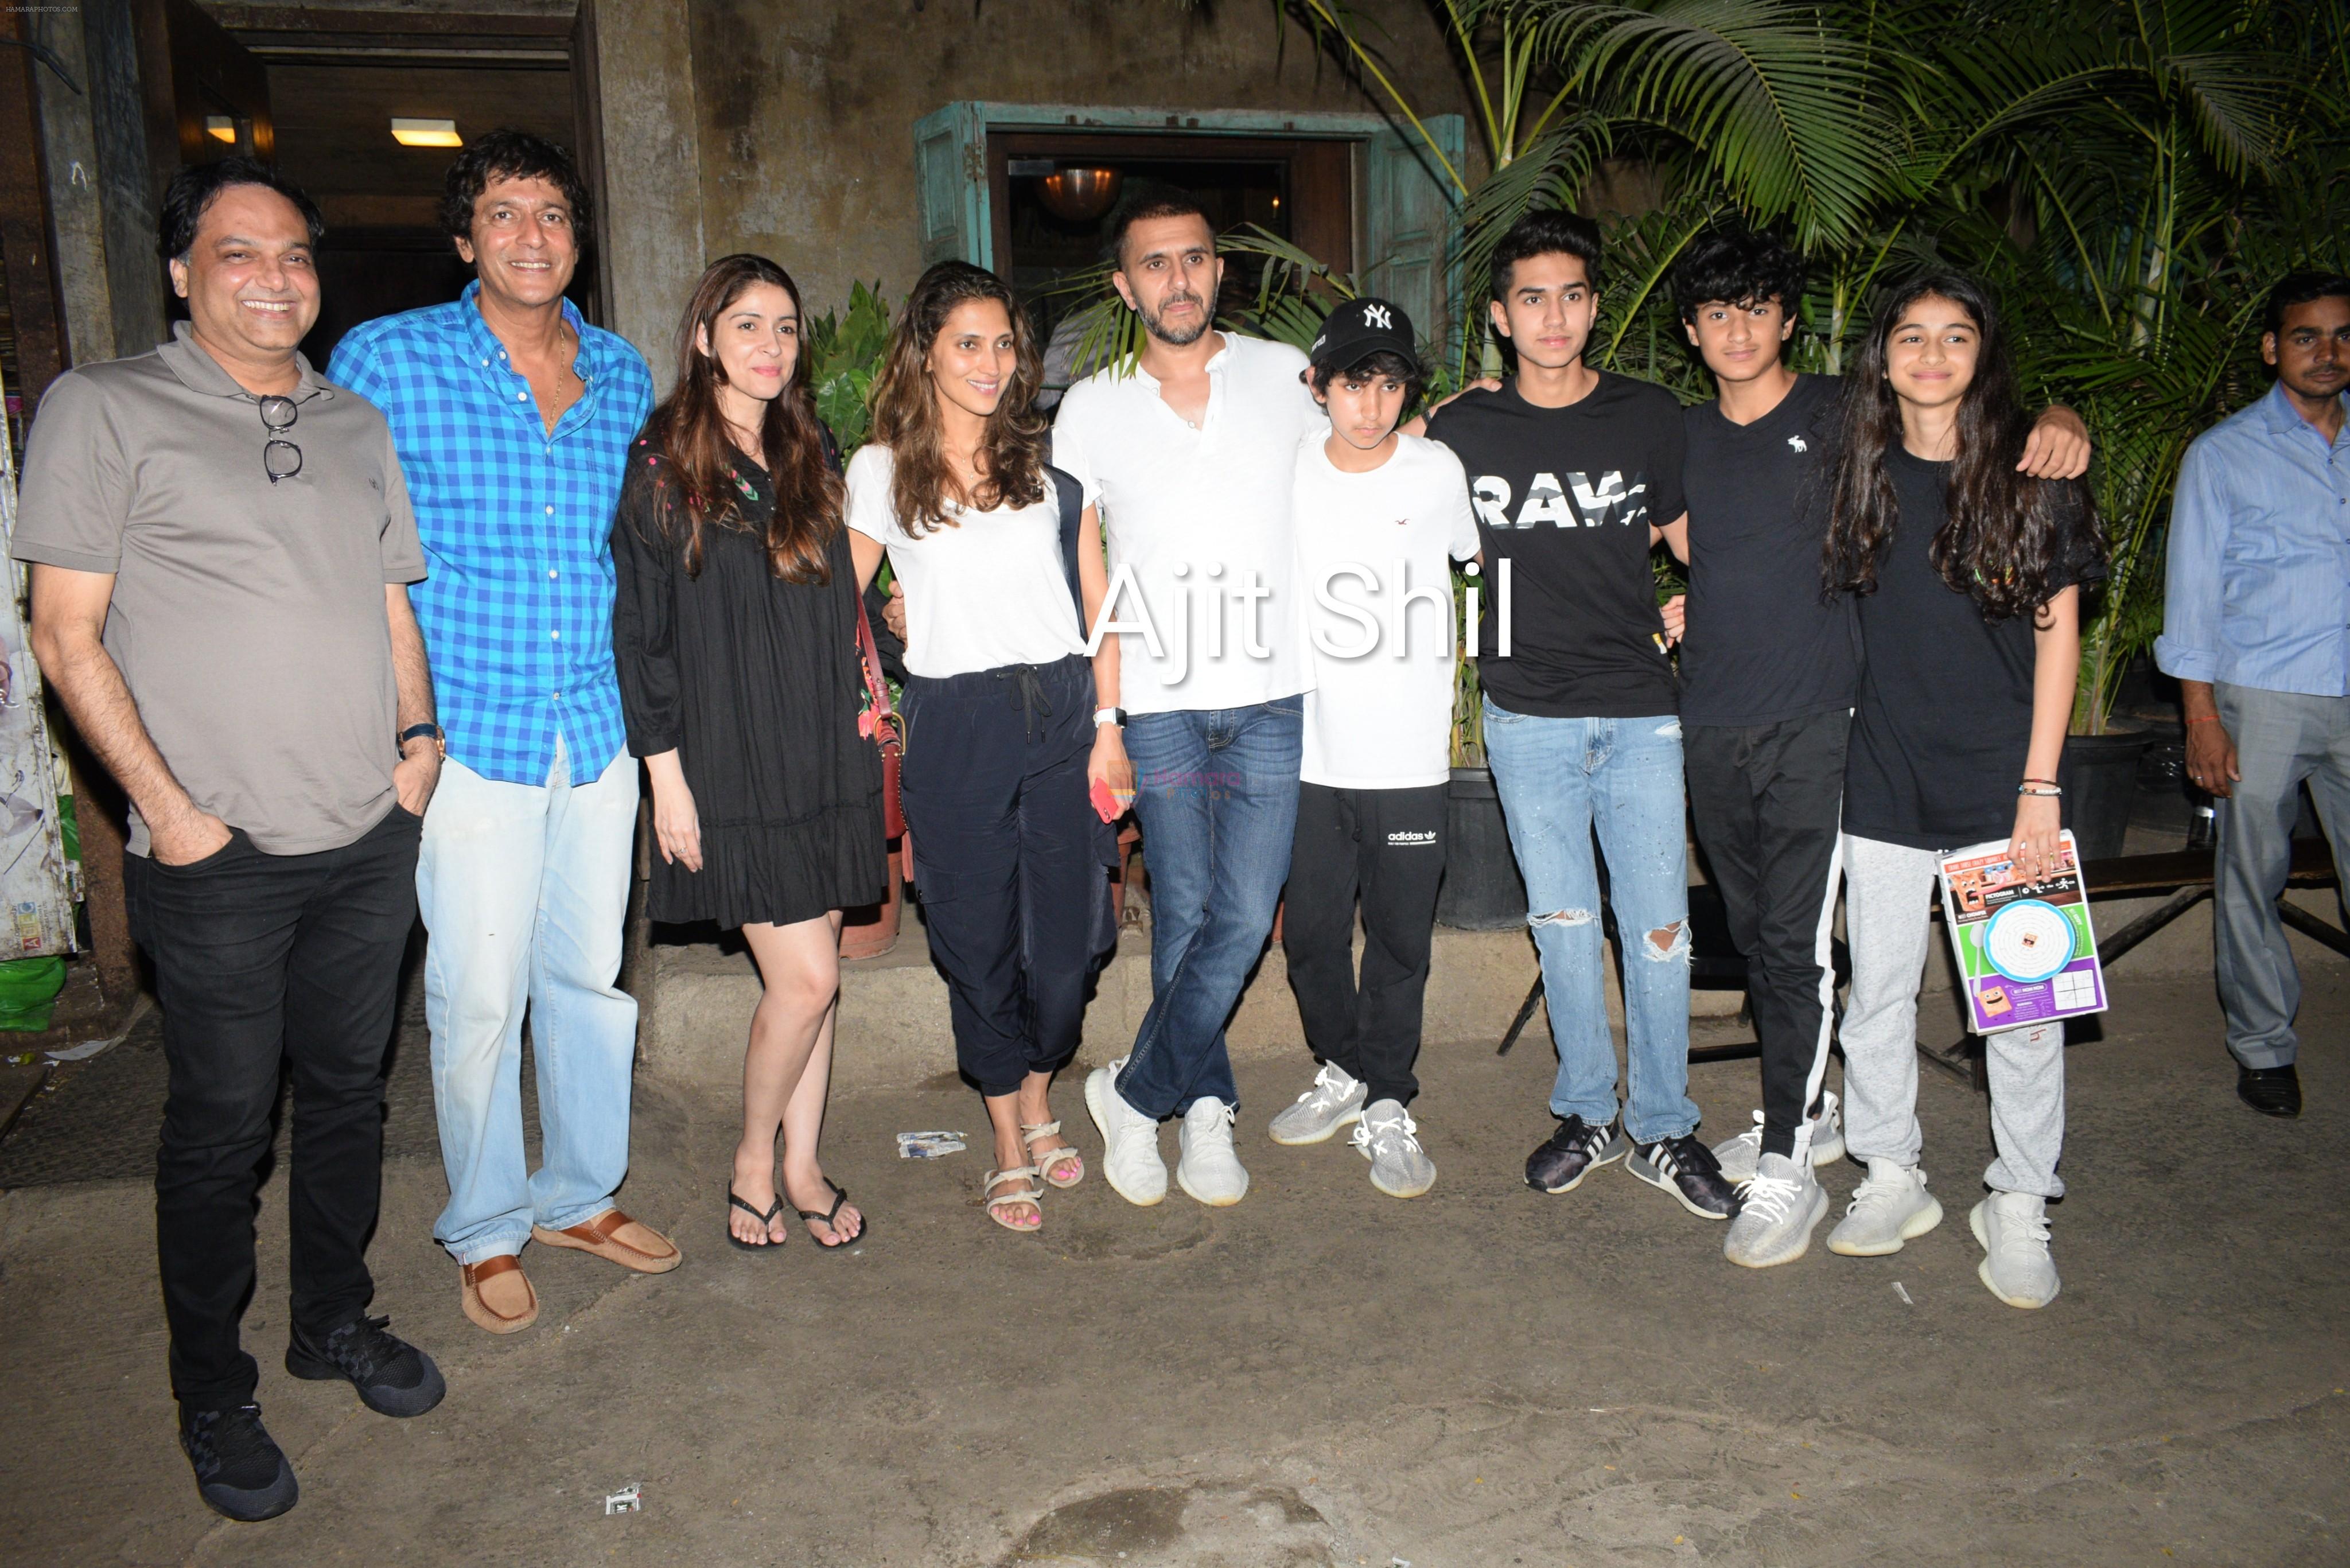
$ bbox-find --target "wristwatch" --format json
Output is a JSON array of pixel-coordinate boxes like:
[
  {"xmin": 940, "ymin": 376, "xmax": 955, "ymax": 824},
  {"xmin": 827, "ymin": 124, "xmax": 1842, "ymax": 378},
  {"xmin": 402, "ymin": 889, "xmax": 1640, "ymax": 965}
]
[
  {"xmin": 399, "ymin": 722, "xmax": 446, "ymax": 759},
  {"xmin": 1094, "ymin": 707, "xmax": 1127, "ymax": 729}
]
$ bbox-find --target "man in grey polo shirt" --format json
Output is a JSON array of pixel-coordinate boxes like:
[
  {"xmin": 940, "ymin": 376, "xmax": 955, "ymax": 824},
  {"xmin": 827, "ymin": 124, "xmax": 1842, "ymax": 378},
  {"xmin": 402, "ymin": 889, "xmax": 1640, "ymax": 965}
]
[{"xmin": 14, "ymin": 159, "xmax": 446, "ymax": 1523}]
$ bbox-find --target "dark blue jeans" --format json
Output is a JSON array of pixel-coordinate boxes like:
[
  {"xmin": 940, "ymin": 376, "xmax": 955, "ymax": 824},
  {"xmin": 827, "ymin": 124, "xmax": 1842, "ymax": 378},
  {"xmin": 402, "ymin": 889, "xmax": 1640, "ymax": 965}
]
[{"xmin": 1115, "ymin": 698, "xmax": 1304, "ymax": 1118}]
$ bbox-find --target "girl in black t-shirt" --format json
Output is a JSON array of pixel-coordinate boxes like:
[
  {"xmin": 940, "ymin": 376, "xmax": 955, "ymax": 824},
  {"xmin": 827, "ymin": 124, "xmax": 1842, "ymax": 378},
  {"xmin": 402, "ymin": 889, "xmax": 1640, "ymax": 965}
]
[{"xmin": 1818, "ymin": 272, "xmax": 2104, "ymax": 1311}]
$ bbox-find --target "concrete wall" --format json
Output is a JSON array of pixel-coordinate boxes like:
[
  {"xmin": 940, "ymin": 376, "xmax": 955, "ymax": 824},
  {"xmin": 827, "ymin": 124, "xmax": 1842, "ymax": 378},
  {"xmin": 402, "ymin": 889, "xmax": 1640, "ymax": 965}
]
[{"xmin": 672, "ymin": 0, "xmax": 1477, "ymax": 334}]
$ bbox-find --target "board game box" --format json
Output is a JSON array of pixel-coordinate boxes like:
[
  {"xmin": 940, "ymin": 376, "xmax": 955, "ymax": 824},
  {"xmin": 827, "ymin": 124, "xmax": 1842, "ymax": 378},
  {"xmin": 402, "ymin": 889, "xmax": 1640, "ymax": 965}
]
[{"xmin": 1935, "ymin": 830, "xmax": 2107, "ymax": 1035}]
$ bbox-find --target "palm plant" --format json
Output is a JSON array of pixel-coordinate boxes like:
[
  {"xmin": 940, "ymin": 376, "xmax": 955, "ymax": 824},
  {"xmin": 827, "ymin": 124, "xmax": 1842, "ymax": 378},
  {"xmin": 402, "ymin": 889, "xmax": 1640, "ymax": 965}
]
[{"xmin": 1904, "ymin": 0, "xmax": 2340, "ymax": 729}]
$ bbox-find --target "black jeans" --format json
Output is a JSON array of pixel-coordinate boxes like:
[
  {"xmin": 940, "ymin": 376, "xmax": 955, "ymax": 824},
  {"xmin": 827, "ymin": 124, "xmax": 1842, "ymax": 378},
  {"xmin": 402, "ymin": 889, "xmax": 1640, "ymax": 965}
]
[
  {"xmin": 900, "ymin": 656, "xmax": 1116, "ymax": 1098},
  {"xmin": 1684, "ymin": 708, "xmax": 1849, "ymax": 1158},
  {"xmin": 123, "ymin": 805, "xmax": 421, "ymax": 1410},
  {"xmin": 1281, "ymin": 781, "xmax": 1448, "ymax": 1106}
]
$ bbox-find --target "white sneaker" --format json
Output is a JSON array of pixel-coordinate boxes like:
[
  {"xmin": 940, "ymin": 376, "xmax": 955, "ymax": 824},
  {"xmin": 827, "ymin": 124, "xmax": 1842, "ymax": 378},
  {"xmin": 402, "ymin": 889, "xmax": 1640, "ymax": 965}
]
[
  {"xmin": 1176, "ymin": 1099, "xmax": 1250, "ymax": 1207},
  {"xmin": 1723, "ymin": 1151, "xmax": 1828, "ymax": 1269},
  {"xmin": 1826, "ymin": 1157, "xmax": 1944, "ymax": 1256},
  {"xmin": 1350, "ymin": 1099, "xmax": 1435, "ymax": 1198},
  {"xmin": 1267, "ymin": 1062, "xmax": 1368, "ymax": 1145},
  {"xmin": 1084, "ymin": 1059, "xmax": 1166, "ymax": 1207},
  {"xmin": 1971, "ymin": 1192, "xmax": 2060, "ymax": 1309},
  {"xmin": 1713, "ymin": 1090, "xmax": 1846, "ymax": 1184},
  {"xmin": 1810, "ymin": 1091, "xmax": 1846, "ymax": 1164}
]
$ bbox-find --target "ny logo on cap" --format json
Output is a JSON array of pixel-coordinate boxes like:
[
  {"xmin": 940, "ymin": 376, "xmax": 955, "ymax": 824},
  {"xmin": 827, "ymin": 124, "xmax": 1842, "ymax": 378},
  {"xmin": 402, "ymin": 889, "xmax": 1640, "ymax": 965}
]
[{"xmin": 1363, "ymin": 304, "xmax": 1393, "ymax": 330}]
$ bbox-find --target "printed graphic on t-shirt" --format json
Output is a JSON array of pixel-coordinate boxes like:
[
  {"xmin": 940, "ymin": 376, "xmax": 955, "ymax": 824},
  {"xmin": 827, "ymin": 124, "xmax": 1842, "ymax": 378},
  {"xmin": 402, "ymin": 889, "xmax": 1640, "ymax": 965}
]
[{"xmin": 1470, "ymin": 470, "xmax": 1651, "ymax": 532}]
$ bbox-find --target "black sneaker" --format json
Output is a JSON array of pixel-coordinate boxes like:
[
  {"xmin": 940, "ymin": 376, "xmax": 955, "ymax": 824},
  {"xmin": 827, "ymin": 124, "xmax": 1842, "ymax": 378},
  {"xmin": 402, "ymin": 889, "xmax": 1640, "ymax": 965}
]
[
  {"xmin": 180, "ymin": 1403, "xmax": 298, "ymax": 1522},
  {"xmin": 1524, "ymin": 1115, "xmax": 1628, "ymax": 1194},
  {"xmin": 286, "ymin": 1315, "xmax": 446, "ymax": 1418},
  {"xmin": 1627, "ymin": 1133, "xmax": 1741, "ymax": 1220}
]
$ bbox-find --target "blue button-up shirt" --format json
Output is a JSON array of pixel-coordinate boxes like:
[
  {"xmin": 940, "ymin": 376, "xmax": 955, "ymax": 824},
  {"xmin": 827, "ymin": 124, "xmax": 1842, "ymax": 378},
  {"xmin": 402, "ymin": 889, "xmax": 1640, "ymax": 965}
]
[
  {"xmin": 330, "ymin": 282, "xmax": 653, "ymax": 784},
  {"xmin": 2156, "ymin": 381, "xmax": 2350, "ymax": 699}
]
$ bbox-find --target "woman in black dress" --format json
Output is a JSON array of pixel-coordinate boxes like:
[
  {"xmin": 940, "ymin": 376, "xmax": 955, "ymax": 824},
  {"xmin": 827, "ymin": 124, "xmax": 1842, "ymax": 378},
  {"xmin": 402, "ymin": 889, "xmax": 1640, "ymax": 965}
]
[{"xmin": 612, "ymin": 253, "xmax": 885, "ymax": 1250}]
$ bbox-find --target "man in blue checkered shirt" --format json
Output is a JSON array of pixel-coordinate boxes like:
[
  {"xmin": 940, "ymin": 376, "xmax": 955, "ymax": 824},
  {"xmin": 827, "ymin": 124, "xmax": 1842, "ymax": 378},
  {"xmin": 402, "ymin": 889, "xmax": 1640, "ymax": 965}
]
[{"xmin": 332, "ymin": 130, "xmax": 680, "ymax": 1334}]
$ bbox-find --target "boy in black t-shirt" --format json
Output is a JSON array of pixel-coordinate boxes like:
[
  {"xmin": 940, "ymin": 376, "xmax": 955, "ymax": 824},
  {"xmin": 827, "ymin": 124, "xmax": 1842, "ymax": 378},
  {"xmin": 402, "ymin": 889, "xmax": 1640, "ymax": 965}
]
[
  {"xmin": 1666, "ymin": 227, "xmax": 2091, "ymax": 1271},
  {"xmin": 1422, "ymin": 211, "xmax": 1738, "ymax": 1221}
]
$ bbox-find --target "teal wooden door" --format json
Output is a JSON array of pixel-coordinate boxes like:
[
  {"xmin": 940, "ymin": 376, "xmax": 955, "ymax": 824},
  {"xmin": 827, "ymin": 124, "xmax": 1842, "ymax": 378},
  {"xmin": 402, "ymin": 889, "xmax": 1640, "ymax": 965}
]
[
  {"xmin": 1363, "ymin": 117, "xmax": 1465, "ymax": 362},
  {"xmin": 913, "ymin": 103, "xmax": 990, "ymax": 269}
]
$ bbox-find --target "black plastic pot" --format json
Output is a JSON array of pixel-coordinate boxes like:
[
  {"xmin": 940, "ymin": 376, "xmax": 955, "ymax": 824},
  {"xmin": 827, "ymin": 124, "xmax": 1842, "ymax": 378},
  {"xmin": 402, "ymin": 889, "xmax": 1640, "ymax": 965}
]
[
  {"xmin": 2059, "ymin": 730, "xmax": 2153, "ymax": 863},
  {"xmin": 1436, "ymin": 766, "xmax": 1528, "ymax": 930}
]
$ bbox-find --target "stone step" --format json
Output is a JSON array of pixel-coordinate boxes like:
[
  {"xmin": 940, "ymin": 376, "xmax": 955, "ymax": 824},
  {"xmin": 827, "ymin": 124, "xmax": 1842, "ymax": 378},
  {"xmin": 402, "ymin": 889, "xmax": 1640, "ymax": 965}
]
[
  {"xmin": 640, "ymin": 920, "xmax": 1743, "ymax": 1094},
  {"xmin": 635, "ymin": 882, "xmax": 2340, "ymax": 1094}
]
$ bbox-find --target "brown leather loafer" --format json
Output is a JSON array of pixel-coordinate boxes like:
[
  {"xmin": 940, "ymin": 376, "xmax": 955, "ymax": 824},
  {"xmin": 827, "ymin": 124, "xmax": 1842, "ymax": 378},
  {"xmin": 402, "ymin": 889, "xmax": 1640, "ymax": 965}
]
[
  {"xmin": 460, "ymin": 1255, "xmax": 538, "ymax": 1334},
  {"xmin": 530, "ymin": 1209, "xmax": 683, "ymax": 1274}
]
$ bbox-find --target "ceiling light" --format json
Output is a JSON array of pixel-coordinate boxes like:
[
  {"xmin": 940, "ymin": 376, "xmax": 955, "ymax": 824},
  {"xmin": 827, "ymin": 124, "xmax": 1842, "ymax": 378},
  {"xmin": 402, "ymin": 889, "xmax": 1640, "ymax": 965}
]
[
  {"xmin": 205, "ymin": 116, "xmax": 235, "ymax": 143},
  {"xmin": 391, "ymin": 118, "xmax": 462, "ymax": 149}
]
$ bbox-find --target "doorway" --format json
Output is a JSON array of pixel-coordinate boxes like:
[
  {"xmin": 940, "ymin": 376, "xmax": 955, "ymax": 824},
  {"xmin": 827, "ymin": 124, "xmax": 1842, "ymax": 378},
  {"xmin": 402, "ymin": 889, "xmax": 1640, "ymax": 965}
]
[
  {"xmin": 989, "ymin": 130, "xmax": 1355, "ymax": 350},
  {"xmin": 916, "ymin": 103, "xmax": 1462, "ymax": 372},
  {"xmin": 153, "ymin": 3, "xmax": 600, "ymax": 366}
]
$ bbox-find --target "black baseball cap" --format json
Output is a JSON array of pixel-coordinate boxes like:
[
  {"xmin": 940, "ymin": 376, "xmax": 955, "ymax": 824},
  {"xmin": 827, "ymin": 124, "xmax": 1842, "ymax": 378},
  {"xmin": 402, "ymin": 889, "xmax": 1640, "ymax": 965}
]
[{"xmin": 1308, "ymin": 295, "xmax": 1420, "ymax": 375}]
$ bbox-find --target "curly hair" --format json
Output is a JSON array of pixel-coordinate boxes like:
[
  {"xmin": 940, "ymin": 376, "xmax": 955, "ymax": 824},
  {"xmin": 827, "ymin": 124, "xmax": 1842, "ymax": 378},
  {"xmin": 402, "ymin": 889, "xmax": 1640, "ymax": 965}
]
[
  {"xmin": 637, "ymin": 254, "xmax": 843, "ymax": 583},
  {"xmin": 867, "ymin": 261, "xmax": 1050, "ymax": 537},
  {"xmin": 438, "ymin": 128, "xmax": 593, "ymax": 252},
  {"xmin": 1822, "ymin": 271, "xmax": 2102, "ymax": 622},
  {"xmin": 1670, "ymin": 224, "xmax": 1807, "ymax": 324}
]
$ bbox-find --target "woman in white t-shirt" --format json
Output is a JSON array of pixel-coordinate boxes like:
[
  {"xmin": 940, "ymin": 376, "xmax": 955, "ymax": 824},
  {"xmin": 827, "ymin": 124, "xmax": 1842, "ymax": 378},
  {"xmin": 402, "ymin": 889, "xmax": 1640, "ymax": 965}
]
[{"xmin": 846, "ymin": 261, "xmax": 1133, "ymax": 1235}]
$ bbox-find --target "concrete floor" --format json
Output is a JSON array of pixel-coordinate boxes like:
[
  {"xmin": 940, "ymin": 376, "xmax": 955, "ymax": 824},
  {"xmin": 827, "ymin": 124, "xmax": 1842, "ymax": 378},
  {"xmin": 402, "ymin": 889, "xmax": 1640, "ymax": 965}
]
[{"xmin": 2, "ymin": 971, "xmax": 2345, "ymax": 1567}]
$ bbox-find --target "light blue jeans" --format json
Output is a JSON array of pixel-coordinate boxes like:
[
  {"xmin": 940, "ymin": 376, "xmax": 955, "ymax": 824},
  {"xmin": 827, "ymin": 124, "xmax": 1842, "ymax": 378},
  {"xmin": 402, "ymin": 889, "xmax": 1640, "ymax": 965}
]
[
  {"xmin": 420, "ymin": 739, "xmax": 641, "ymax": 1264},
  {"xmin": 1482, "ymin": 701, "xmax": 1698, "ymax": 1144}
]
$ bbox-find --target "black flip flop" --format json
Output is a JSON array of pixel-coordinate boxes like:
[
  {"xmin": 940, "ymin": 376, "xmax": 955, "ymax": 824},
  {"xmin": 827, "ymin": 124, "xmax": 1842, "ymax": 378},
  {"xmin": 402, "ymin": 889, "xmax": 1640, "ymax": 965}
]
[
  {"xmin": 726, "ymin": 1189, "xmax": 788, "ymax": 1251},
  {"xmin": 795, "ymin": 1178, "xmax": 865, "ymax": 1250}
]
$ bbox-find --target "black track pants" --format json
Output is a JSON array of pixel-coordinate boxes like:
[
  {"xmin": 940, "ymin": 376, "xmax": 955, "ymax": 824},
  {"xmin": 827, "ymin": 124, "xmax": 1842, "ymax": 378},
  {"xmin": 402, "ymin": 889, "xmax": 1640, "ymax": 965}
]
[
  {"xmin": 1281, "ymin": 781, "xmax": 1448, "ymax": 1107},
  {"xmin": 1684, "ymin": 709, "xmax": 1848, "ymax": 1158}
]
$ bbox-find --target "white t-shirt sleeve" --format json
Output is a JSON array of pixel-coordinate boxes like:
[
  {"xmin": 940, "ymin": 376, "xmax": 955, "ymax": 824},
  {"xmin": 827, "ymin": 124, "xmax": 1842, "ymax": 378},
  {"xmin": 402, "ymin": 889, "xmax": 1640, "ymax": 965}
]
[
  {"xmin": 1046, "ymin": 419, "xmax": 1102, "ymax": 511},
  {"xmin": 1423, "ymin": 441, "xmax": 1480, "ymax": 559},
  {"xmin": 842, "ymin": 443, "xmax": 901, "ymax": 545}
]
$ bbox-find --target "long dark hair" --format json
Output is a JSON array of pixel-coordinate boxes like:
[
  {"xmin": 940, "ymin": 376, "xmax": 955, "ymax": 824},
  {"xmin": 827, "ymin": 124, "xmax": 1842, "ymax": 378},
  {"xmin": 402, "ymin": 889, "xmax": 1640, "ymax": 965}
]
[
  {"xmin": 639, "ymin": 254, "xmax": 842, "ymax": 582},
  {"xmin": 867, "ymin": 260, "xmax": 1048, "ymax": 536},
  {"xmin": 1823, "ymin": 271, "xmax": 2099, "ymax": 621}
]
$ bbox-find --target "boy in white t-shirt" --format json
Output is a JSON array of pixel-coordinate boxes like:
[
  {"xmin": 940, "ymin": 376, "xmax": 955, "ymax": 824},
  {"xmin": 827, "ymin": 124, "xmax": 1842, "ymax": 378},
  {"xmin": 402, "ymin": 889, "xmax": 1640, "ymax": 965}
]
[{"xmin": 1267, "ymin": 297, "xmax": 1481, "ymax": 1197}]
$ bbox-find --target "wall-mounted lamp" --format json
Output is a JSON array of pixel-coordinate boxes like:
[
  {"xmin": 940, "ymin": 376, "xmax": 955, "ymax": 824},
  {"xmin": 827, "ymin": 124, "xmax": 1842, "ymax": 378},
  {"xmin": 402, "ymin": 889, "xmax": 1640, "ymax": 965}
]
[
  {"xmin": 391, "ymin": 118, "xmax": 462, "ymax": 149},
  {"xmin": 205, "ymin": 116, "xmax": 236, "ymax": 144}
]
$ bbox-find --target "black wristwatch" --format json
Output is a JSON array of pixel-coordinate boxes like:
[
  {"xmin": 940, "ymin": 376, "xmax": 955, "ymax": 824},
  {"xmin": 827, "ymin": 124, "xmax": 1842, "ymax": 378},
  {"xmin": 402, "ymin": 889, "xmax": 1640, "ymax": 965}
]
[{"xmin": 399, "ymin": 722, "xmax": 446, "ymax": 757}]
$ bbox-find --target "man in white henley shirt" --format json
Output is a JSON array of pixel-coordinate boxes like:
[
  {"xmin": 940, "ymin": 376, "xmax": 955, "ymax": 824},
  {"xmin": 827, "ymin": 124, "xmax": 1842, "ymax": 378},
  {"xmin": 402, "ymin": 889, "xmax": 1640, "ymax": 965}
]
[{"xmin": 1056, "ymin": 194, "xmax": 1320, "ymax": 1208}]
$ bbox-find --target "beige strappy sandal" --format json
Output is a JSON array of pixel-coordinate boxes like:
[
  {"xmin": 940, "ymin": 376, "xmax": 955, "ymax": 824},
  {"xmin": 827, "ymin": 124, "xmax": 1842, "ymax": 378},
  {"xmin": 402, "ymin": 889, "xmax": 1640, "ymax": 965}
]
[
  {"xmin": 1023, "ymin": 1120, "xmax": 1086, "ymax": 1189},
  {"xmin": 983, "ymin": 1166, "xmax": 1044, "ymax": 1232}
]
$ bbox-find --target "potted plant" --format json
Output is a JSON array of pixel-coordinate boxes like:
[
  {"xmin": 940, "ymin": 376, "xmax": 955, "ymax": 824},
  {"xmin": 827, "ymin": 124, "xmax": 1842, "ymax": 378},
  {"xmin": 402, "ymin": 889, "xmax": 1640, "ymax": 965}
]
[{"xmin": 806, "ymin": 283, "xmax": 910, "ymax": 958}]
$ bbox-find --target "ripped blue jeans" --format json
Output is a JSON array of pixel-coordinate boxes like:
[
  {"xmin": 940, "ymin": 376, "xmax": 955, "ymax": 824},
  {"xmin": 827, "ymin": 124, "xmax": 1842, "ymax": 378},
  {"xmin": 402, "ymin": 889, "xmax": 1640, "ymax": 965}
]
[{"xmin": 1482, "ymin": 700, "xmax": 1698, "ymax": 1143}]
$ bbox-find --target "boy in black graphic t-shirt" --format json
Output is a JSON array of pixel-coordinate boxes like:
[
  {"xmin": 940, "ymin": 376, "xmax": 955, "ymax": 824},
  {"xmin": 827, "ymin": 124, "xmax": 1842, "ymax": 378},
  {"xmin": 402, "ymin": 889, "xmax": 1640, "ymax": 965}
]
[
  {"xmin": 1423, "ymin": 211, "xmax": 1738, "ymax": 1221},
  {"xmin": 1663, "ymin": 227, "xmax": 2090, "ymax": 1271}
]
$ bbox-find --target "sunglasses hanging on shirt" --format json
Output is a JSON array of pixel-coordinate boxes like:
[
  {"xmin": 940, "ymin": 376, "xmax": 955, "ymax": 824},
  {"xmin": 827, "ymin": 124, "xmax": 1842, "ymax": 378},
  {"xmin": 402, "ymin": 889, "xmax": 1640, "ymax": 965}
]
[{"xmin": 259, "ymin": 395, "xmax": 303, "ymax": 484}]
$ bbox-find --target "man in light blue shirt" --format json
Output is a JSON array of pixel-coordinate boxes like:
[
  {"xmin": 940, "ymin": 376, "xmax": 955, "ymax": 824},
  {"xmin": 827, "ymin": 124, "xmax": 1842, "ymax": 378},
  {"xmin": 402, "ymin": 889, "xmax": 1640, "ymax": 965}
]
[
  {"xmin": 2155, "ymin": 271, "xmax": 2350, "ymax": 1120},
  {"xmin": 332, "ymin": 130, "xmax": 678, "ymax": 1330}
]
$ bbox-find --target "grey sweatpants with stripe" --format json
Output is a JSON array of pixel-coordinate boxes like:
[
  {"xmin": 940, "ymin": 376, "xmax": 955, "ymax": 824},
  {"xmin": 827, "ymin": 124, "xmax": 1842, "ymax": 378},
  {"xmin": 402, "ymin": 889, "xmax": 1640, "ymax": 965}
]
[{"xmin": 1839, "ymin": 834, "xmax": 2067, "ymax": 1200}]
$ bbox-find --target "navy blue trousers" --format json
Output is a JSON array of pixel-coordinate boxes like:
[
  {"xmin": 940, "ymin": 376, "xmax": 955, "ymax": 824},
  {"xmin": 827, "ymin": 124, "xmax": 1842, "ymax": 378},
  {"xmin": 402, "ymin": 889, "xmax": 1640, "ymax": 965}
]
[{"xmin": 900, "ymin": 655, "xmax": 1115, "ymax": 1096}]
